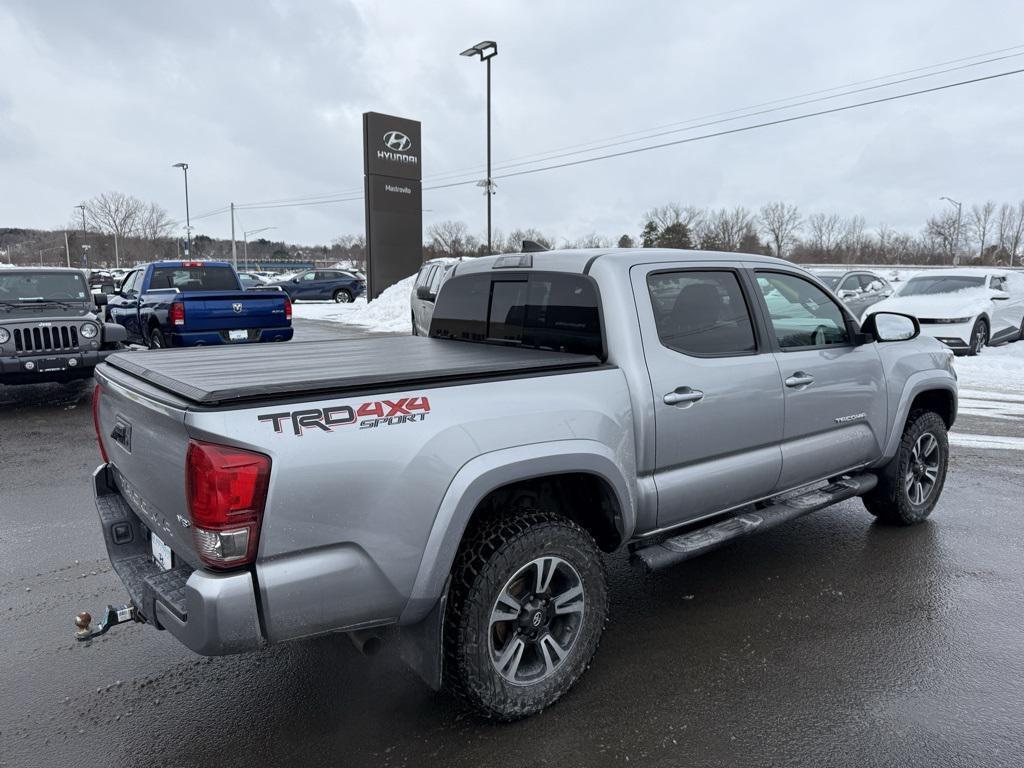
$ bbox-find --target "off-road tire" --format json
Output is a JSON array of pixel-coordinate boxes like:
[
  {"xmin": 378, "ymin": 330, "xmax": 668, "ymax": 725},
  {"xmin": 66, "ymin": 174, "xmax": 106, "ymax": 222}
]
[
  {"xmin": 333, "ymin": 289, "xmax": 352, "ymax": 304},
  {"xmin": 443, "ymin": 508, "xmax": 607, "ymax": 720},
  {"xmin": 967, "ymin": 317, "xmax": 988, "ymax": 356},
  {"xmin": 148, "ymin": 327, "xmax": 167, "ymax": 349},
  {"xmin": 863, "ymin": 410, "xmax": 948, "ymax": 525}
]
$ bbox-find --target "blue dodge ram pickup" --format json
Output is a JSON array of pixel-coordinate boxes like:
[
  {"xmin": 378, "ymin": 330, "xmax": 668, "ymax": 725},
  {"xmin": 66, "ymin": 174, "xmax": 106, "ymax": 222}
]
[{"xmin": 105, "ymin": 261, "xmax": 293, "ymax": 348}]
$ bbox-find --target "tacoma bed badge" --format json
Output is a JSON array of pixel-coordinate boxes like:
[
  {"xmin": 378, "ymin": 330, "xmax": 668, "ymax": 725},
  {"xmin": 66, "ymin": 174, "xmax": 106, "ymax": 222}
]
[{"xmin": 232, "ymin": 302, "xmax": 243, "ymax": 313}]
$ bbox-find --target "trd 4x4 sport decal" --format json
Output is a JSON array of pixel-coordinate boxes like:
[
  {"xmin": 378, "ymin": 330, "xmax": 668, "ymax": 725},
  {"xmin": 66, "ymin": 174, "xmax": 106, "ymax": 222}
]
[{"xmin": 258, "ymin": 397, "xmax": 431, "ymax": 436}]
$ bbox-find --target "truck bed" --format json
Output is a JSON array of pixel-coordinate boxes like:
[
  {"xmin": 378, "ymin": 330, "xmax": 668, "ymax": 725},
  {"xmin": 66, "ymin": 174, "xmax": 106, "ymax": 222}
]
[{"xmin": 102, "ymin": 336, "xmax": 603, "ymax": 405}]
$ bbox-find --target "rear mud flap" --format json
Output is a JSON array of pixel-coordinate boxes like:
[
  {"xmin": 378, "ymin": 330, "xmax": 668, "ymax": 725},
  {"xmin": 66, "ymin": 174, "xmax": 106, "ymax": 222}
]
[{"xmin": 397, "ymin": 578, "xmax": 449, "ymax": 691}]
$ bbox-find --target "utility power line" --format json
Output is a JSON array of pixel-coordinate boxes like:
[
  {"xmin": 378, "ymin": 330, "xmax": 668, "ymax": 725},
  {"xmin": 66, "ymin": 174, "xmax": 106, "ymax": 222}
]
[
  {"xmin": 228, "ymin": 44, "xmax": 1024, "ymax": 211},
  {"xmin": 201, "ymin": 59, "xmax": 1024, "ymax": 218},
  {"xmin": 483, "ymin": 66, "xmax": 1024, "ymax": 182}
]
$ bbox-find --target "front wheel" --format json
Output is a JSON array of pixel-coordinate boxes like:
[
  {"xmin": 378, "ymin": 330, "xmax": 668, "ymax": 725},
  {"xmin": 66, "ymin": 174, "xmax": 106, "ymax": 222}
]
[
  {"xmin": 444, "ymin": 508, "xmax": 607, "ymax": 720},
  {"xmin": 333, "ymin": 289, "xmax": 352, "ymax": 304},
  {"xmin": 967, "ymin": 317, "xmax": 988, "ymax": 356},
  {"xmin": 863, "ymin": 410, "xmax": 949, "ymax": 525}
]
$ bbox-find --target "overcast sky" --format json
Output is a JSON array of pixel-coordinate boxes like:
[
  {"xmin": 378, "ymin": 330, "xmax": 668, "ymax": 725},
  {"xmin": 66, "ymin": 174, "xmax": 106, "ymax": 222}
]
[{"xmin": 2, "ymin": 0, "xmax": 1023, "ymax": 246}]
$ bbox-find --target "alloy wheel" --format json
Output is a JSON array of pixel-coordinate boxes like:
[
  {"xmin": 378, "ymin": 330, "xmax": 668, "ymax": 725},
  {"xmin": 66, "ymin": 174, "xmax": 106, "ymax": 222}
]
[
  {"xmin": 904, "ymin": 431, "xmax": 940, "ymax": 506},
  {"xmin": 489, "ymin": 556, "xmax": 586, "ymax": 686}
]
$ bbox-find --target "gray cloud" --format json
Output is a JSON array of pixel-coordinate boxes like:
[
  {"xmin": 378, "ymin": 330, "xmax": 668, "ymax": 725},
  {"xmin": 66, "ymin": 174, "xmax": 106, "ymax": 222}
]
[{"xmin": 2, "ymin": 0, "xmax": 1022, "ymax": 246}]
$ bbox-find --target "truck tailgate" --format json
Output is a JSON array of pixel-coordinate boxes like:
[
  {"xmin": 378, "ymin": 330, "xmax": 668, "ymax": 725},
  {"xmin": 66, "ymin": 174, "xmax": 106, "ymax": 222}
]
[
  {"xmin": 94, "ymin": 371, "xmax": 203, "ymax": 569},
  {"xmin": 179, "ymin": 290, "xmax": 288, "ymax": 333},
  {"xmin": 103, "ymin": 336, "xmax": 602, "ymax": 405}
]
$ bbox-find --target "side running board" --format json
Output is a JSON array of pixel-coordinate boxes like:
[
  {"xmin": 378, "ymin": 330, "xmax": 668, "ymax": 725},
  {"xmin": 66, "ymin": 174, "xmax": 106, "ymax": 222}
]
[{"xmin": 631, "ymin": 473, "xmax": 878, "ymax": 573}]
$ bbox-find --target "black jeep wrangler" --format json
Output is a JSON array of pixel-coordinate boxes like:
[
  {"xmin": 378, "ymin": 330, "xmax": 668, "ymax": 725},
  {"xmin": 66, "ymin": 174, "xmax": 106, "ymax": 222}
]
[{"xmin": 0, "ymin": 268, "xmax": 127, "ymax": 385}]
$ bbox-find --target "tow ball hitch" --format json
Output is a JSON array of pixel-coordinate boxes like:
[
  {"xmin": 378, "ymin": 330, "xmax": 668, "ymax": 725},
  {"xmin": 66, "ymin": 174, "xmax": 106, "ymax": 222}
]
[{"xmin": 74, "ymin": 604, "xmax": 138, "ymax": 641}]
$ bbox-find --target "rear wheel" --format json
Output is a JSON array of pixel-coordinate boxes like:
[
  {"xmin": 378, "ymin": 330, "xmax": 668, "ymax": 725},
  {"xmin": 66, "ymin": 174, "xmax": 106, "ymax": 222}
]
[
  {"xmin": 333, "ymin": 289, "xmax": 352, "ymax": 304},
  {"xmin": 148, "ymin": 327, "xmax": 167, "ymax": 349},
  {"xmin": 444, "ymin": 507, "xmax": 607, "ymax": 720},
  {"xmin": 967, "ymin": 317, "xmax": 988, "ymax": 355},
  {"xmin": 863, "ymin": 410, "xmax": 948, "ymax": 525}
]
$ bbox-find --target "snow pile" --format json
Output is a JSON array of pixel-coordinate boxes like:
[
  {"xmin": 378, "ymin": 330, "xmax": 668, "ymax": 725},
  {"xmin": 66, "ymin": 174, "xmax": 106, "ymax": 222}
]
[
  {"xmin": 292, "ymin": 274, "xmax": 414, "ymax": 333},
  {"xmin": 954, "ymin": 342, "xmax": 1024, "ymax": 394}
]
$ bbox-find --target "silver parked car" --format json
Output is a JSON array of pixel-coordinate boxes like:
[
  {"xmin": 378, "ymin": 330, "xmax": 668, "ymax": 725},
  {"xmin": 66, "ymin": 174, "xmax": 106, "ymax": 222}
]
[
  {"xmin": 812, "ymin": 268, "xmax": 893, "ymax": 318},
  {"xmin": 411, "ymin": 258, "xmax": 459, "ymax": 335}
]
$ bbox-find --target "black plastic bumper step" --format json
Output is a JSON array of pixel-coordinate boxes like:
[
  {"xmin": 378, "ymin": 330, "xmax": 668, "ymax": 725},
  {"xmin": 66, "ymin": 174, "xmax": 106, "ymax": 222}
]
[{"xmin": 631, "ymin": 473, "xmax": 878, "ymax": 573}]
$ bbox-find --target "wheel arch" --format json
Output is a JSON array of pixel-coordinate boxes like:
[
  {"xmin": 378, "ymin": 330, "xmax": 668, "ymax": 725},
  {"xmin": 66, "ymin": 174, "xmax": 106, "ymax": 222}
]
[
  {"xmin": 877, "ymin": 374, "xmax": 957, "ymax": 464},
  {"xmin": 399, "ymin": 441, "xmax": 635, "ymax": 626}
]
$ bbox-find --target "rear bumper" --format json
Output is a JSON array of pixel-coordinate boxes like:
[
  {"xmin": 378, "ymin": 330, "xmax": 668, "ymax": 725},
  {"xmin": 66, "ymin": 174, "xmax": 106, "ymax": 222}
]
[
  {"xmin": 92, "ymin": 465, "xmax": 264, "ymax": 655},
  {"xmin": 167, "ymin": 326, "xmax": 294, "ymax": 347},
  {"xmin": 0, "ymin": 348, "xmax": 115, "ymax": 383}
]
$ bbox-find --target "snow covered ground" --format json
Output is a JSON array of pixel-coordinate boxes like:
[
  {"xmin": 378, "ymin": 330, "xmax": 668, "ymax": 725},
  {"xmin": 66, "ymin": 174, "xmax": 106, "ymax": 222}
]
[
  {"xmin": 291, "ymin": 273, "xmax": 414, "ymax": 333},
  {"xmin": 954, "ymin": 341, "xmax": 1024, "ymax": 394}
]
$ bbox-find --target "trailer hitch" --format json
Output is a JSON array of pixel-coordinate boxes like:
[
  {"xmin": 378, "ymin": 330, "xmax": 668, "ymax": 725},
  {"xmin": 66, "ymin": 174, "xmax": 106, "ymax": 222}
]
[{"xmin": 74, "ymin": 603, "xmax": 139, "ymax": 641}]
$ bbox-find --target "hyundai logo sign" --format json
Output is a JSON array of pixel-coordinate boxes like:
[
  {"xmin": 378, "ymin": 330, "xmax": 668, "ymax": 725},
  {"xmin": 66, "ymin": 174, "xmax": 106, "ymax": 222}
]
[{"xmin": 383, "ymin": 131, "xmax": 412, "ymax": 152}]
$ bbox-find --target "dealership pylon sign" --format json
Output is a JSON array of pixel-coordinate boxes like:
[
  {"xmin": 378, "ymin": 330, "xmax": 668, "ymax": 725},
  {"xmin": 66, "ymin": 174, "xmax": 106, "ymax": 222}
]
[{"xmin": 363, "ymin": 112, "xmax": 423, "ymax": 301}]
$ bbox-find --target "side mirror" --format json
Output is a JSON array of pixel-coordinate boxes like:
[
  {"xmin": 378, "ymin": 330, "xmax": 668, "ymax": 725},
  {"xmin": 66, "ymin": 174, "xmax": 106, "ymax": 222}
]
[
  {"xmin": 103, "ymin": 323, "xmax": 128, "ymax": 343},
  {"xmin": 861, "ymin": 311, "xmax": 919, "ymax": 342},
  {"xmin": 94, "ymin": 293, "xmax": 108, "ymax": 307},
  {"xmin": 291, "ymin": 278, "xmax": 299, "ymax": 283},
  {"xmin": 416, "ymin": 285, "xmax": 436, "ymax": 302}
]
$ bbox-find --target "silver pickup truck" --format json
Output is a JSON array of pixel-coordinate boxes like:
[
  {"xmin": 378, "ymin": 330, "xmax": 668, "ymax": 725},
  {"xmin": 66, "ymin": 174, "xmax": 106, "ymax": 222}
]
[{"xmin": 86, "ymin": 248, "xmax": 957, "ymax": 719}]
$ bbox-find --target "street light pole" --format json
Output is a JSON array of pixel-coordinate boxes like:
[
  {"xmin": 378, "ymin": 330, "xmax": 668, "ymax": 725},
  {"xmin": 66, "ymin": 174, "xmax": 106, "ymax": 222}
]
[
  {"xmin": 460, "ymin": 40, "xmax": 498, "ymax": 254},
  {"xmin": 243, "ymin": 227, "xmax": 276, "ymax": 272},
  {"xmin": 76, "ymin": 204, "xmax": 88, "ymax": 268},
  {"xmin": 940, "ymin": 196, "xmax": 962, "ymax": 265},
  {"xmin": 172, "ymin": 162, "xmax": 191, "ymax": 257}
]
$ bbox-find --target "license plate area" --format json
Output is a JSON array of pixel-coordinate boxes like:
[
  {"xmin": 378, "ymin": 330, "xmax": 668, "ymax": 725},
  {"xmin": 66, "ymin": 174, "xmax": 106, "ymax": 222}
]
[
  {"xmin": 150, "ymin": 532, "xmax": 173, "ymax": 571},
  {"xmin": 228, "ymin": 329, "xmax": 248, "ymax": 341}
]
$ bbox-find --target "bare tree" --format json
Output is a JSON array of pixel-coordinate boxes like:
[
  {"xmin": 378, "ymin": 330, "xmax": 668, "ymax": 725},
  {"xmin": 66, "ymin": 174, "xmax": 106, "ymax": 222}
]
[
  {"xmin": 135, "ymin": 202, "xmax": 174, "ymax": 240},
  {"xmin": 925, "ymin": 211, "xmax": 959, "ymax": 264},
  {"xmin": 758, "ymin": 202, "xmax": 801, "ymax": 259},
  {"xmin": 74, "ymin": 192, "xmax": 145, "ymax": 240},
  {"xmin": 699, "ymin": 207, "xmax": 754, "ymax": 251},
  {"xmin": 427, "ymin": 220, "xmax": 470, "ymax": 257},
  {"xmin": 566, "ymin": 232, "xmax": 610, "ymax": 249},
  {"xmin": 839, "ymin": 215, "xmax": 868, "ymax": 264},
  {"xmin": 968, "ymin": 200, "xmax": 996, "ymax": 261},
  {"xmin": 996, "ymin": 202, "xmax": 1024, "ymax": 266},
  {"xmin": 807, "ymin": 213, "xmax": 843, "ymax": 258}
]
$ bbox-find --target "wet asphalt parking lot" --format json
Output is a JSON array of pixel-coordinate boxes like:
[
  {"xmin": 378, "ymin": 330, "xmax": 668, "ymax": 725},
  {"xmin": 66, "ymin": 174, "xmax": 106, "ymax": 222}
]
[{"xmin": 2, "ymin": 320, "xmax": 1023, "ymax": 768}]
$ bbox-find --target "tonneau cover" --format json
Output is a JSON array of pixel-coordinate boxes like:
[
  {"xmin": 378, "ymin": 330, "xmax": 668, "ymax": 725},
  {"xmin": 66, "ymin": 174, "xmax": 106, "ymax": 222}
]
[{"xmin": 103, "ymin": 336, "xmax": 602, "ymax": 405}]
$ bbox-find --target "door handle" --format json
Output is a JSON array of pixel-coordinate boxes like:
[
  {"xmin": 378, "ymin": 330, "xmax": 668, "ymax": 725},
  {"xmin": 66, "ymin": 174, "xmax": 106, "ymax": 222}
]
[
  {"xmin": 664, "ymin": 387, "xmax": 704, "ymax": 406},
  {"xmin": 784, "ymin": 372, "xmax": 815, "ymax": 388}
]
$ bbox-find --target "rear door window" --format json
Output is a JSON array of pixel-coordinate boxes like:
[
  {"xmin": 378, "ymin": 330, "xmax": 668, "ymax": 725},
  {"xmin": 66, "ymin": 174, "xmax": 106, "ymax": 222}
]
[{"xmin": 646, "ymin": 270, "xmax": 756, "ymax": 356}]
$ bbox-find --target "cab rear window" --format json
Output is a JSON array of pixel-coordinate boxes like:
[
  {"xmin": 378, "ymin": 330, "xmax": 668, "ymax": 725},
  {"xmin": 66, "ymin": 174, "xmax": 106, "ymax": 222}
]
[
  {"xmin": 429, "ymin": 272, "xmax": 604, "ymax": 357},
  {"xmin": 149, "ymin": 267, "xmax": 239, "ymax": 292}
]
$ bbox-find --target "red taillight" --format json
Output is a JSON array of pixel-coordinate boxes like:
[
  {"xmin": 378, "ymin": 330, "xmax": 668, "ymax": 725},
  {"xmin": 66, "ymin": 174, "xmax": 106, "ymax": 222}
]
[
  {"xmin": 170, "ymin": 301, "xmax": 185, "ymax": 327},
  {"xmin": 284, "ymin": 296, "xmax": 292, "ymax": 321},
  {"xmin": 185, "ymin": 440, "xmax": 271, "ymax": 569},
  {"xmin": 92, "ymin": 383, "xmax": 109, "ymax": 463}
]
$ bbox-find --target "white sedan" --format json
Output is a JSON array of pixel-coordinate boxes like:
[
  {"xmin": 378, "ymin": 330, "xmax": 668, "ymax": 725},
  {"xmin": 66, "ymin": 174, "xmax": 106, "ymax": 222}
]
[{"xmin": 864, "ymin": 269, "xmax": 1024, "ymax": 355}]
